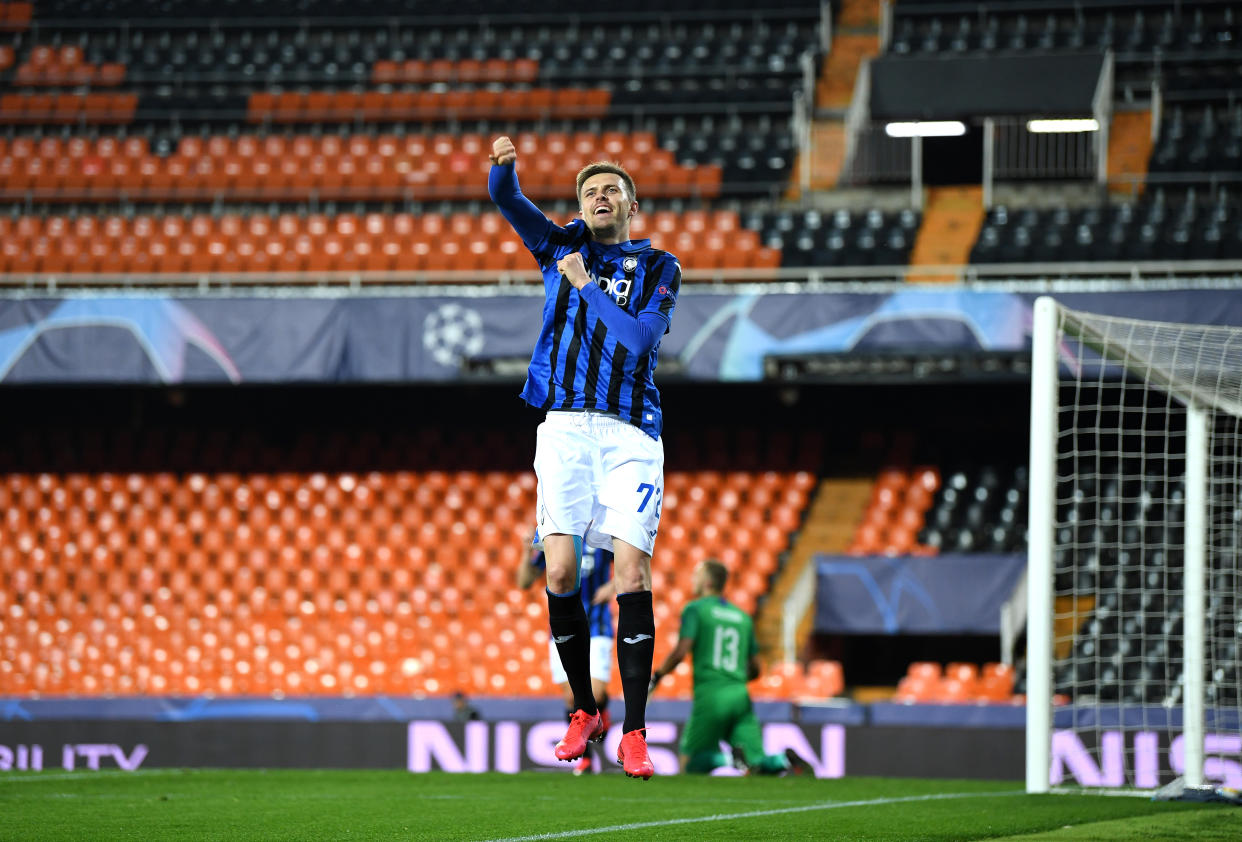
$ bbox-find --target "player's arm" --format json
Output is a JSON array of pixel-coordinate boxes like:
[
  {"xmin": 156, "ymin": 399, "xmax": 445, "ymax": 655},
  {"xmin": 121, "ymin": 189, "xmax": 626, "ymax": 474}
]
[
  {"xmin": 590, "ymin": 579, "xmax": 616, "ymax": 605},
  {"xmin": 746, "ymin": 620, "xmax": 760, "ymax": 681},
  {"xmin": 557, "ymin": 252, "xmax": 667, "ymax": 355},
  {"xmin": 650, "ymin": 636, "xmax": 694, "ymax": 691},
  {"xmin": 487, "ymin": 136, "xmax": 564, "ymax": 250},
  {"xmin": 516, "ymin": 547, "xmax": 544, "ymax": 590}
]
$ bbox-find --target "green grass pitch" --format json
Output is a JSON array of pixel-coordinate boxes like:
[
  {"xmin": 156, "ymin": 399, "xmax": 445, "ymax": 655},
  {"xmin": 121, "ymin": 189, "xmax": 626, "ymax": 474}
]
[{"xmin": 2, "ymin": 770, "xmax": 1239, "ymax": 841}]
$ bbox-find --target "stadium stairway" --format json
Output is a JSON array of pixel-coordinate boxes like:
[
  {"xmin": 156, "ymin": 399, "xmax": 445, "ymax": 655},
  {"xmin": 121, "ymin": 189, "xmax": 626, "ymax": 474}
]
[
  {"xmin": 798, "ymin": 2, "xmax": 879, "ymax": 197},
  {"xmin": 907, "ymin": 186, "xmax": 986, "ymax": 282},
  {"xmin": 835, "ymin": 0, "xmax": 881, "ymax": 30},
  {"xmin": 816, "ymin": 33, "xmax": 879, "ymax": 112},
  {"xmin": 754, "ymin": 476, "xmax": 872, "ymax": 663},
  {"xmin": 1054, "ymin": 594, "xmax": 1098, "ymax": 661},
  {"xmin": 787, "ymin": 121, "xmax": 847, "ymax": 197},
  {"xmin": 1107, "ymin": 109, "xmax": 1154, "ymax": 195}
]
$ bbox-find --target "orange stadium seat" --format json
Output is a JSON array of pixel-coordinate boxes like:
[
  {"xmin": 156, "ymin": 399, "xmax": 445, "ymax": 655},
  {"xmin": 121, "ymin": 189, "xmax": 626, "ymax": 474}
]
[
  {"xmin": 803, "ymin": 660, "xmax": 845, "ymax": 699},
  {"xmin": 752, "ymin": 661, "xmax": 805, "ymax": 701},
  {"xmin": 0, "ymin": 460, "xmax": 808, "ymax": 698}
]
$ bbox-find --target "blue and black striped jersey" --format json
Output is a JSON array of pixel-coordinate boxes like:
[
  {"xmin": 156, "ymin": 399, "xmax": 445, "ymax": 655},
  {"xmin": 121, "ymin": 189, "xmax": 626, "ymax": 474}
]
[
  {"xmin": 520, "ymin": 218, "xmax": 680, "ymax": 440},
  {"xmin": 532, "ymin": 546, "xmax": 614, "ymax": 639}
]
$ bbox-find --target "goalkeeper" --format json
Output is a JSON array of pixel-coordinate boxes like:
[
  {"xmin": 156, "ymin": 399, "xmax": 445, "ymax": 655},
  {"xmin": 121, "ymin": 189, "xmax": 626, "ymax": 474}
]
[{"xmin": 649, "ymin": 559, "xmax": 795, "ymax": 775}]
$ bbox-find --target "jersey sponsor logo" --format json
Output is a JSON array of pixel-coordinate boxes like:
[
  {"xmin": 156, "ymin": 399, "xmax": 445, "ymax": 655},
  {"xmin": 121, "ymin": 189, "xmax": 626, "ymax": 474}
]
[
  {"xmin": 658, "ymin": 286, "xmax": 667, "ymax": 294},
  {"xmin": 622, "ymin": 634, "xmax": 653, "ymax": 644},
  {"xmin": 595, "ymin": 276, "xmax": 631, "ymax": 307}
]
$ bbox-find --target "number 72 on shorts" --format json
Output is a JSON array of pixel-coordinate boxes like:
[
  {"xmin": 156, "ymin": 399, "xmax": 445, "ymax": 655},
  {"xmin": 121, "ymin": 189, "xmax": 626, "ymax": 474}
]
[{"xmin": 636, "ymin": 482, "xmax": 662, "ymax": 516}]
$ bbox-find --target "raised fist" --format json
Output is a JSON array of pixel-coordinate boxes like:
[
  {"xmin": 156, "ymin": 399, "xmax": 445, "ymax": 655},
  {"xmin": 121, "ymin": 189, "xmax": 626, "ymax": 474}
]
[{"xmin": 490, "ymin": 136, "xmax": 517, "ymax": 166}]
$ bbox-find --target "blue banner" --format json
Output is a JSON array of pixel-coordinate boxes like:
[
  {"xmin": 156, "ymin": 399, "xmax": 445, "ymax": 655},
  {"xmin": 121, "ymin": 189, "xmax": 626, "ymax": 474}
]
[
  {"xmin": 0, "ymin": 287, "xmax": 1240, "ymax": 384},
  {"xmin": 813, "ymin": 552, "xmax": 1026, "ymax": 635}
]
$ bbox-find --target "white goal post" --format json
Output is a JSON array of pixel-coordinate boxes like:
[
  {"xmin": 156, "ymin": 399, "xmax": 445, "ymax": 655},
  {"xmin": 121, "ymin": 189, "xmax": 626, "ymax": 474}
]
[{"xmin": 1026, "ymin": 296, "xmax": 1242, "ymax": 794}]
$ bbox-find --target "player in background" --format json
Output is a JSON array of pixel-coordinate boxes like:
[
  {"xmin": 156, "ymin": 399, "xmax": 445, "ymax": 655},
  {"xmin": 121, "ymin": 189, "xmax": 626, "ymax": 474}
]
[
  {"xmin": 650, "ymin": 559, "xmax": 800, "ymax": 775},
  {"xmin": 488, "ymin": 135, "xmax": 681, "ymax": 780},
  {"xmin": 517, "ymin": 540, "xmax": 616, "ymax": 775}
]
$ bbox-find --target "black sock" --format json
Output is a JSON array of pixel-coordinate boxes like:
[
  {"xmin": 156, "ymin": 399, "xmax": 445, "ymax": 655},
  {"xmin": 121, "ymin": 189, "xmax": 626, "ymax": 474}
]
[
  {"xmin": 616, "ymin": 590, "xmax": 655, "ymax": 733},
  {"xmin": 547, "ymin": 589, "xmax": 597, "ymax": 715}
]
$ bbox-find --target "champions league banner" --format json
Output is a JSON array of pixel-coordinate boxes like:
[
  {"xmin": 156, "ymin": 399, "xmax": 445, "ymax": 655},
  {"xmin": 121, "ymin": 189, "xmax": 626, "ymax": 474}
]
[
  {"xmin": 3, "ymin": 695, "xmax": 1239, "ymax": 784},
  {"xmin": 0, "ymin": 287, "xmax": 1240, "ymax": 384},
  {"xmin": 3, "ymin": 717, "xmax": 1238, "ymax": 787},
  {"xmin": 0, "ymin": 717, "xmax": 988, "ymax": 779}
]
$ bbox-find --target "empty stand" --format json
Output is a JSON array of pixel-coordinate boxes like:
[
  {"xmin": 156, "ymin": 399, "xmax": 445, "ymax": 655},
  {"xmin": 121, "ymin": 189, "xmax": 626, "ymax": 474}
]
[
  {"xmin": 848, "ymin": 465, "xmax": 941, "ymax": 556},
  {"xmin": 749, "ymin": 205, "xmax": 920, "ymax": 269},
  {"xmin": 1044, "ymin": 460, "xmax": 1228, "ymax": 707},
  {"xmin": 0, "ymin": 131, "xmax": 716, "ymax": 203},
  {"xmin": 970, "ymin": 189, "xmax": 1242, "ymax": 265},
  {"xmin": 916, "ymin": 465, "xmax": 1028, "ymax": 555},
  {"xmin": 0, "ymin": 207, "xmax": 777, "ymax": 277},
  {"xmin": 0, "ymin": 1, "xmax": 836, "ymax": 282},
  {"xmin": 0, "ymin": 427, "xmax": 815, "ymax": 698},
  {"xmin": 893, "ymin": 660, "xmax": 1017, "ymax": 704},
  {"xmin": 890, "ymin": 2, "xmax": 1242, "ymax": 58},
  {"xmin": 1149, "ymin": 102, "xmax": 1242, "ymax": 178}
]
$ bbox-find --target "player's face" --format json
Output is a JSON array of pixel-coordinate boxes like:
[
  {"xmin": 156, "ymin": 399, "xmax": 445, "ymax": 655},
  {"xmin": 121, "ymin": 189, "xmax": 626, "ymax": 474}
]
[
  {"xmin": 579, "ymin": 173, "xmax": 635, "ymax": 242},
  {"xmin": 691, "ymin": 563, "xmax": 708, "ymax": 597}
]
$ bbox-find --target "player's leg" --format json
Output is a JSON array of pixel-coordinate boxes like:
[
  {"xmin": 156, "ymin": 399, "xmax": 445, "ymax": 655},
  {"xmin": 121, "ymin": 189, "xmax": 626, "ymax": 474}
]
[
  {"xmin": 611, "ymin": 539, "xmax": 654, "ymax": 732},
  {"xmin": 610, "ymin": 539, "xmax": 656, "ymax": 778},
  {"xmin": 548, "ymin": 639, "xmax": 576, "ymax": 724},
  {"xmin": 544, "ymin": 534, "xmax": 605, "ymax": 761},
  {"xmin": 590, "ymin": 422, "xmax": 662, "ymax": 779},
  {"xmin": 578, "ymin": 636, "xmax": 613, "ymax": 775},
  {"xmin": 680, "ymin": 700, "xmax": 733, "ymax": 774},
  {"xmin": 591, "ymin": 421, "xmax": 662, "ymax": 735},
  {"xmin": 534, "ymin": 417, "xmax": 604, "ymax": 760},
  {"xmin": 728, "ymin": 698, "xmax": 790, "ymax": 775},
  {"xmin": 588, "ymin": 634, "xmax": 613, "ymax": 729},
  {"xmin": 542, "ymin": 533, "xmax": 597, "ymax": 717}
]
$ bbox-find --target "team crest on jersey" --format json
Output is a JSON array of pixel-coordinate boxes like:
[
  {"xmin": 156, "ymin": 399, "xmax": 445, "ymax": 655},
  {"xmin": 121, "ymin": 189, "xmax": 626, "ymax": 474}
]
[{"xmin": 622, "ymin": 257, "xmax": 638, "ymax": 272}]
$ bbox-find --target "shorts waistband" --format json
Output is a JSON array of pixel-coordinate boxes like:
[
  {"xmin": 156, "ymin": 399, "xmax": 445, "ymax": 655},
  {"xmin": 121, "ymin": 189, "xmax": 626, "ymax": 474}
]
[{"xmin": 547, "ymin": 408, "xmax": 623, "ymax": 422}]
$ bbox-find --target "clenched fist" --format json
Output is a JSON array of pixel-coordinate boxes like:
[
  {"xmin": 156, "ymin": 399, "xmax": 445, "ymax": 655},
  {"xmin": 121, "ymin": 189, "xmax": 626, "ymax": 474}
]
[
  {"xmin": 489, "ymin": 136, "xmax": 517, "ymax": 166},
  {"xmin": 556, "ymin": 252, "xmax": 590, "ymax": 290}
]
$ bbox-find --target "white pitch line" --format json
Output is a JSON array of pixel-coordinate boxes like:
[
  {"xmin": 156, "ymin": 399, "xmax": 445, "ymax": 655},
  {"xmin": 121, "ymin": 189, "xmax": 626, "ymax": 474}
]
[
  {"xmin": 479, "ymin": 789, "xmax": 1027, "ymax": 842},
  {"xmin": 0, "ymin": 770, "xmax": 185, "ymax": 784}
]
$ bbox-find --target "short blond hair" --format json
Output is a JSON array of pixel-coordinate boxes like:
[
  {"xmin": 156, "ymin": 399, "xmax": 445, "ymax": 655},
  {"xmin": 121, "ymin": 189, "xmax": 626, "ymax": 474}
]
[
  {"xmin": 701, "ymin": 559, "xmax": 728, "ymax": 592},
  {"xmin": 576, "ymin": 161, "xmax": 637, "ymax": 202}
]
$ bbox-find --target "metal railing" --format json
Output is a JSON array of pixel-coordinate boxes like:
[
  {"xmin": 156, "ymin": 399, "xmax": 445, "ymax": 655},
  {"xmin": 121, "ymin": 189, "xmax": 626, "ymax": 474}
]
[
  {"xmin": 5, "ymin": 260, "xmax": 1242, "ymax": 294},
  {"xmin": 842, "ymin": 114, "xmax": 1107, "ymax": 206},
  {"xmin": 22, "ymin": 5, "xmax": 827, "ymax": 33}
]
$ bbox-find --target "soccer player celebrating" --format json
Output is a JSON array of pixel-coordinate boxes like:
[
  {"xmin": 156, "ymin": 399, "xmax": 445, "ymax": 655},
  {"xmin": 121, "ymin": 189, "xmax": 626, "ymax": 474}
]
[
  {"xmin": 517, "ymin": 541, "xmax": 616, "ymax": 775},
  {"xmin": 650, "ymin": 560, "xmax": 799, "ymax": 775},
  {"xmin": 488, "ymin": 135, "xmax": 680, "ymax": 780}
]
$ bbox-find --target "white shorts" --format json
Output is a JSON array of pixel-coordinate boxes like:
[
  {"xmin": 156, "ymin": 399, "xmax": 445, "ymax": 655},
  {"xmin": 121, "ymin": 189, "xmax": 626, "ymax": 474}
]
[
  {"xmin": 548, "ymin": 635, "xmax": 614, "ymax": 685},
  {"xmin": 534, "ymin": 410, "xmax": 664, "ymax": 556}
]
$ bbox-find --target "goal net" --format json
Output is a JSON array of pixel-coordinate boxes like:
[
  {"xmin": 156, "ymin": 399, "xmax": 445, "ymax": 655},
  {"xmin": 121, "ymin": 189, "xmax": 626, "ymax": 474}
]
[{"xmin": 1026, "ymin": 296, "xmax": 1242, "ymax": 793}]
